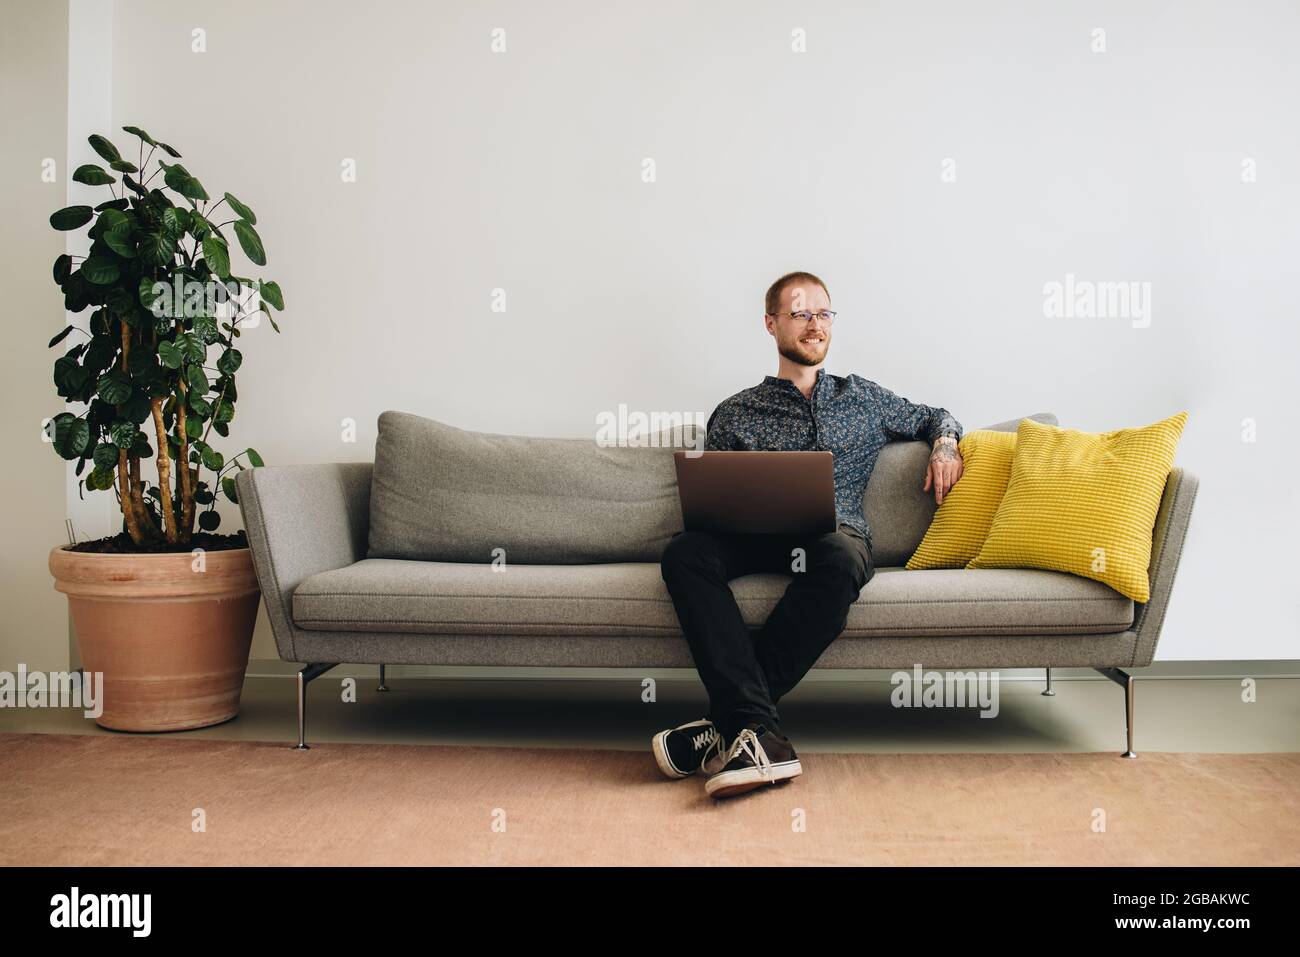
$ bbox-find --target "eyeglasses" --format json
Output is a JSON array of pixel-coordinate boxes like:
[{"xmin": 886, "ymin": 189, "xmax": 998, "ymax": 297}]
[{"xmin": 772, "ymin": 311, "xmax": 837, "ymax": 325}]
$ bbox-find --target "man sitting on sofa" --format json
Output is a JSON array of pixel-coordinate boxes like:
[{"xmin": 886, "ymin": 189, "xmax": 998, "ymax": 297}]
[{"xmin": 653, "ymin": 271, "xmax": 965, "ymax": 799}]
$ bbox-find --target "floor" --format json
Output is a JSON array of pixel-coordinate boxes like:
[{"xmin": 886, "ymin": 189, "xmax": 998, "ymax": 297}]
[
  {"xmin": 5, "ymin": 731, "xmax": 1296, "ymax": 865},
  {"xmin": 4, "ymin": 668, "xmax": 1297, "ymax": 865}
]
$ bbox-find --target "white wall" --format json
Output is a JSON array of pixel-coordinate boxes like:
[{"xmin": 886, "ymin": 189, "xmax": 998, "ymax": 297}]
[
  {"xmin": 48, "ymin": 0, "xmax": 1297, "ymax": 661},
  {"xmin": 0, "ymin": 0, "xmax": 72, "ymax": 672}
]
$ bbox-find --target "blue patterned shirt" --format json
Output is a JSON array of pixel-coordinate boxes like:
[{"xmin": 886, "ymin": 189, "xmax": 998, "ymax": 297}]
[{"xmin": 704, "ymin": 369, "xmax": 963, "ymax": 543}]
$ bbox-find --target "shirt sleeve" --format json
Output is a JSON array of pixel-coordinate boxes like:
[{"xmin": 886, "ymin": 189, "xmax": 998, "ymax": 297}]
[
  {"xmin": 704, "ymin": 403, "xmax": 740, "ymax": 450},
  {"xmin": 873, "ymin": 381, "xmax": 963, "ymax": 444}
]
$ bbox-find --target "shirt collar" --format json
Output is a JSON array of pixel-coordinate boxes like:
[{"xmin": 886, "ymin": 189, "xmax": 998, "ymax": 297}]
[{"xmin": 763, "ymin": 367, "xmax": 828, "ymax": 391}]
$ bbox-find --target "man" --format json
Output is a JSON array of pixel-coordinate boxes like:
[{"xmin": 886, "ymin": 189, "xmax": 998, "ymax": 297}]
[{"xmin": 653, "ymin": 271, "xmax": 964, "ymax": 799}]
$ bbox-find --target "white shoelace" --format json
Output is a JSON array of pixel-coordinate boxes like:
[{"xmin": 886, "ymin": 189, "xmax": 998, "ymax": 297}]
[
  {"xmin": 691, "ymin": 727, "xmax": 718, "ymax": 751},
  {"xmin": 725, "ymin": 728, "xmax": 773, "ymax": 777}
]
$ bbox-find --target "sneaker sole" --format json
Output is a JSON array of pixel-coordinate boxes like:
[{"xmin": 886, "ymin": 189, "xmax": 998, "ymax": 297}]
[
  {"xmin": 706, "ymin": 759, "xmax": 803, "ymax": 799},
  {"xmin": 651, "ymin": 730, "xmax": 691, "ymax": 779}
]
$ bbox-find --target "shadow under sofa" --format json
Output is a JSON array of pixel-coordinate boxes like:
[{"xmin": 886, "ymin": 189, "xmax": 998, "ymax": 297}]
[{"xmin": 234, "ymin": 411, "xmax": 1198, "ymax": 755}]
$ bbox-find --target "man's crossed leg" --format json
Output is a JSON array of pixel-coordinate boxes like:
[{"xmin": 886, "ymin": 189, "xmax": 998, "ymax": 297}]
[{"xmin": 653, "ymin": 524, "xmax": 874, "ymax": 797}]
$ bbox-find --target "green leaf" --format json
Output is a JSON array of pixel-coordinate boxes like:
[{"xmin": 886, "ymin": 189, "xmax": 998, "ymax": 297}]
[
  {"xmin": 81, "ymin": 257, "xmax": 121, "ymax": 285},
  {"xmin": 157, "ymin": 340, "xmax": 183, "ymax": 369},
  {"xmin": 202, "ymin": 236, "xmax": 230, "ymax": 278},
  {"xmin": 187, "ymin": 363, "xmax": 209, "ymax": 396},
  {"xmin": 177, "ymin": 331, "xmax": 206, "ymax": 362},
  {"xmin": 246, "ymin": 448, "xmax": 265, "ymax": 468},
  {"xmin": 102, "ymin": 230, "xmax": 136, "ymax": 258},
  {"xmin": 109, "ymin": 419, "xmax": 137, "ymax": 448},
  {"xmin": 198, "ymin": 510, "xmax": 221, "ymax": 531},
  {"xmin": 156, "ymin": 142, "xmax": 181, "ymax": 158},
  {"xmin": 258, "ymin": 280, "xmax": 284, "ymax": 310},
  {"xmin": 50, "ymin": 206, "xmax": 94, "ymax": 231},
  {"xmin": 73, "ymin": 164, "xmax": 116, "ymax": 186},
  {"xmin": 190, "ymin": 317, "xmax": 217, "ymax": 344},
  {"xmin": 217, "ymin": 348, "xmax": 242, "ymax": 376},
  {"xmin": 185, "ymin": 414, "xmax": 204, "ymax": 440},
  {"xmin": 163, "ymin": 164, "xmax": 208, "ymax": 201},
  {"xmin": 96, "ymin": 370, "xmax": 133, "ymax": 404},
  {"xmin": 139, "ymin": 277, "xmax": 165, "ymax": 310},
  {"xmin": 87, "ymin": 134, "xmax": 122, "ymax": 164},
  {"xmin": 232, "ymin": 221, "xmax": 266, "ymax": 266},
  {"xmin": 88, "ymin": 466, "xmax": 116, "ymax": 491},
  {"xmin": 54, "ymin": 356, "xmax": 89, "ymax": 396},
  {"xmin": 48, "ymin": 325, "xmax": 75, "ymax": 348},
  {"xmin": 223, "ymin": 192, "xmax": 256, "ymax": 224},
  {"xmin": 121, "ymin": 126, "xmax": 157, "ymax": 146},
  {"xmin": 110, "ymin": 159, "xmax": 139, "ymax": 174},
  {"xmin": 200, "ymin": 445, "xmax": 223, "ymax": 471},
  {"xmin": 160, "ymin": 206, "xmax": 184, "ymax": 236},
  {"xmin": 52, "ymin": 254, "xmax": 72, "ymax": 284},
  {"xmin": 221, "ymin": 476, "xmax": 239, "ymax": 503},
  {"xmin": 98, "ymin": 208, "xmax": 131, "ymax": 233},
  {"xmin": 52, "ymin": 414, "xmax": 90, "ymax": 460},
  {"xmin": 92, "ymin": 441, "xmax": 120, "ymax": 470},
  {"xmin": 138, "ymin": 232, "xmax": 177, "ymax": 267},
  {"xmin": 214, "ymin": 400, "xmax": 234, "ymax": 425}
]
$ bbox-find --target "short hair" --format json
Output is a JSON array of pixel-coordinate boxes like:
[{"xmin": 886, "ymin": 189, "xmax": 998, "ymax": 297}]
[{"xmin": 765, "ymin": 271, "xmax": 830, "ymax": 316}]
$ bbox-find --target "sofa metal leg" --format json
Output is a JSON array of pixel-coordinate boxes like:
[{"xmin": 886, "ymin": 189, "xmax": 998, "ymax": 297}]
[
  {"xmin": 1041, "ymin": 667, "xmax": 1056, "ymax": 696},
  {"xmin": 293, "ymin": 663, "xmax": 338, "ymax": 750},
  {"xmin": 377, "ymin": 663, "xmax": 389, "ymax": 692},
  {"xmin": 1094, "ymin": 667, "xmax": 1137, "ymax": 758}
]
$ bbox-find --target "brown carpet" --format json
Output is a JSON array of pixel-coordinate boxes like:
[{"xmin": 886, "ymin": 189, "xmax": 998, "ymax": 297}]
[{"xmin": 2, "ymin": 732, "xmax": 1297, "ymax": 866}]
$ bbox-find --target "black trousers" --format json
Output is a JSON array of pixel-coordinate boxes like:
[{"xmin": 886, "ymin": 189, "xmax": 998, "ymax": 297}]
[{"xmin": 660, "ymin": 524, "xmax": 875, "ymax": 740}]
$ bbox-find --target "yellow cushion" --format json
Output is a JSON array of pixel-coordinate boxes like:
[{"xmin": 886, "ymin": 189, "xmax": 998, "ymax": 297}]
[
  {"xmin": 967, "ymin": 412, "xmax": 1188, "ymax": 602},
  {"xmin": 906, "ymin": 429, "xmax": 1018, "ymax": 570}
]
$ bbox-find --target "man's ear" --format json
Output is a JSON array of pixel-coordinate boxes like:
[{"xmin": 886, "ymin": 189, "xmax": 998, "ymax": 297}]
[{"xmin": 763, "ymin": 313, "xmax": 777, "ymax": 336}]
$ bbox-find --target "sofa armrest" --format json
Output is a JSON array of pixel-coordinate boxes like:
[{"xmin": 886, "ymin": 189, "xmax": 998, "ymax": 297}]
[
  {"xmin": 235, "ymin": 463, "xmax": 373, "ymax": 662},
  {"xmin": 1130, "ymin": 467, "xmax": 1198, "ymax": 666}
]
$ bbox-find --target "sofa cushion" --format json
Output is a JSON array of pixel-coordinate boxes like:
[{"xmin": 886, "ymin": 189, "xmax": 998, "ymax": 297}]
[
  {"xmin": 864, "ymin": 413, "xmax": 1057, "ymax": 566},
  {"xmin": 293, "ymin": 560, "xmax": 1133, "ymax": 637},
  {"xmin": 906, "ymin": 429, "xmax": 1019, "ymax": 570},
  {"xmin": 969, "ymin": 412, "xmax": 1188, "ymax": 602},
  {"xmin": 367, "ymin": 411, "xmax": 699, "ymax": 564}
]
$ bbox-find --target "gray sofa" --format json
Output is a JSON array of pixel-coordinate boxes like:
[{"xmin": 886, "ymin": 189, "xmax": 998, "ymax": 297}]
[{"xmin": 235, "ymin": 410, "xmax": 1198, "ymax": 755}]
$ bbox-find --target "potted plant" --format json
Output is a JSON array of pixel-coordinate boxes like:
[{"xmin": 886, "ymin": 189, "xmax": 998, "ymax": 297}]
[{"xmin": 45, "ymin": 127, "xmax": 283, "ymax": 732}]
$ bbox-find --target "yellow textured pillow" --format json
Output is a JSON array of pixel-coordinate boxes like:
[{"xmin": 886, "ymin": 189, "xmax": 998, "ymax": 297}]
[
  {"xmin": 967, "ymin": 412, "xmax": 1188, "ymax": 602},
  {"xmin": 906, "ymin": 430, "xmax": 1018, "ymax": 569}
]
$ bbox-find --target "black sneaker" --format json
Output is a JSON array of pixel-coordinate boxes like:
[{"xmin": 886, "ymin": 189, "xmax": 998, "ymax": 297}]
[
  {"xmin": 704, "ymin": 723, "xmax": 802, "ymax": 799},
  {"xmin": 651, "ymin": 718, "xmax": 723, "ymax": 779}
]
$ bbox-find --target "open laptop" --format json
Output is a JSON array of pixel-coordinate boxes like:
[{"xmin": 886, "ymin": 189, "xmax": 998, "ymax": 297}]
[{"xmin": 672, "ymin": 450, "xmax": 836, "ymax": 536}]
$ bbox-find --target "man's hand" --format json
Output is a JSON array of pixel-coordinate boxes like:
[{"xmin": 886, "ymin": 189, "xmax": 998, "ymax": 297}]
[{"xmin": 924, "ymin": 435, "xmax": 963, "ymax": 506}]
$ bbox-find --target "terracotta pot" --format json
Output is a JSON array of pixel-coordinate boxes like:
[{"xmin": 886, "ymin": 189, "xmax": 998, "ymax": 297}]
[{"xmin": 48, "ymin": 544, "xmax": 260, "ymax": 732}]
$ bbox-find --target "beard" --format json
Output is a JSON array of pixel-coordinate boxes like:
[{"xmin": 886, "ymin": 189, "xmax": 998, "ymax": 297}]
[{"xmin": 778, "ymin": 335, "xmax": 829, "ymax": 367}]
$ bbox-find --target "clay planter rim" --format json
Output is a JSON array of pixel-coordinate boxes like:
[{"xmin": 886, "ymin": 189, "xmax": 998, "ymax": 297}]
[{"xmin": 49, "ymin": 543, "xmax": 260, "ymax": 602}]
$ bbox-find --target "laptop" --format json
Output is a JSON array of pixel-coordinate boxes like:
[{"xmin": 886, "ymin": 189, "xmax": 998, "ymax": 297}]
[{"xmin": 672, "ymin": 450, "xmax": 836, "ymax": 536}]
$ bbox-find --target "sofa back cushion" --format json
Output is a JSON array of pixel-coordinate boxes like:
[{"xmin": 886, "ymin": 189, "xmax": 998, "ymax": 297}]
[
  {"xmin": 863, "ymin": 413, "xmax": 1058, "ymax": 566},
  {"xmin": 367, "ymin": 411, "xmax": 697, "ymax": 564}
]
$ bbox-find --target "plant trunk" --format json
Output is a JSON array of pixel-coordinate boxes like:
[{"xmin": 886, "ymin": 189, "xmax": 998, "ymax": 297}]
[
  {"xmin": 128, "ymin": 452, "xmax": 161, "ymax": 540},
  {"xmin": 116, "ymin": 448, "xmax": 145, "ymax": 545},
  {"xmin": 150, "ymin": 397, "xmax": 180, "ymax": 544},
  {"xmin": 176, "ymin": 380, "xmax": 194, "ymax": 535},
  {"xmin": 115, "ymin": 318, "xmax": 149, "ymax": 546}
]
